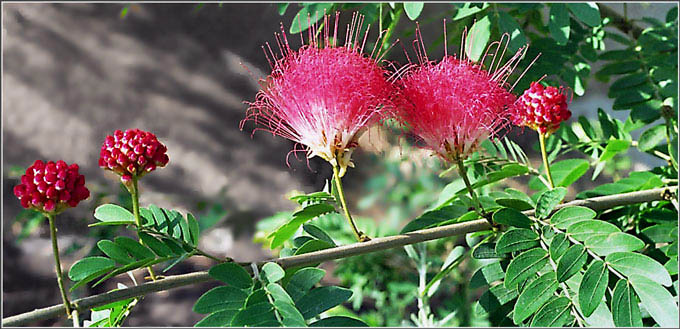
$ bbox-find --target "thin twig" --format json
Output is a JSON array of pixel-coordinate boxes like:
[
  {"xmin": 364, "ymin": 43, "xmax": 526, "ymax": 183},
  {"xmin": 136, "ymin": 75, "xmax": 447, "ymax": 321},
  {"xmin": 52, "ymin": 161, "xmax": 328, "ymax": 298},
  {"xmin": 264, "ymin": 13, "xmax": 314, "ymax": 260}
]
[{"xmin": 2, "ymin": 187, "xmax": 674, "ymax": 327}]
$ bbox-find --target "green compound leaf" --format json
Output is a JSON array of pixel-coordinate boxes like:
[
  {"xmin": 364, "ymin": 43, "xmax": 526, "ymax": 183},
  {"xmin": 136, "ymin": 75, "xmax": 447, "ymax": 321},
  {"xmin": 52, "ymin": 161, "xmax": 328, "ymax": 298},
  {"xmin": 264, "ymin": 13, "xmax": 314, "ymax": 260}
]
[
  {"xmin": 296, "ymin": 286, "xmax": 353, "ymax": 319},
  {"xmin": 530, "ymin": 296, "xmax": 573, "ymax": 327},
  {"xmin": 584, "ymin": 232, "xmax": 645, "ymax": 256},
  {"xmin": 266, "ymin": 282, "xmax": 294, "ymax": 305},
  {"xmin": 566, "ymin": 220, "xmax": 621, "ymax": 241},
  {"xmin": 497, "ymin": 11, "xmax": 527, "ymax": 51},
  {"xmin": 94, "ymin": 204, "xmax": 135, "ymax": 223},
  {"xmin": 245, "ymin": 289, "xmax": 267, "ymax": 308},
  {"xmin": 495, "ymin": 197, "xmax": 533, "ymax": 211},
  {"xmin": 270, "ymin": 203, "xmax": 336, "ymax": 249},
  {"xmin": 642, "ymin": 224, "xmax": 677, "ymax": 243},
  {"xmin": 261, "ymin": 262, "xmax": 285, "ymax": 283},
  {"xmin": 549, "ymin": 233, "xmax": 571, "ymax": 261},
  {"xmin": 535, "ymin": 187, "xmax": 568, "ymax": 219},
  {"xmin": 493, "ymin": 208, "xmax": 532, "ymax": 228},
  {"xmin": 605, "ymin": 252, "xmax": 672, "ymax": 286},
  {"xmin": 96, "ymin": 240, "xmax": 134, "ymax": 265},
  {"xmin": 513, "ymin": 272, "xmax": 559, "ymax": 324},
  {"xmin": 289, "ymin": 3, "xmax": 334, "ymax": 34},
  {"xmin": 473, "ymin": 242, "xmax": 504, "ymax": 259},
  {"xmin": 578, "ymin": 260, "xmax": 609, "ymax": 317},
  {"xmin": 453, "ymin": 3, "xmax": 489, "ymax": 20},
  {"xmin": 400, "ymin": 205, "xmax": 468, "ymax": 233},
  {"xmin": 611, "ymin": 279, "xmax": 643, "ymax": 327},
  {"xmin": 638, "ymin": 125, "xmax": 667, "ymax": 151},
  {"xmin": 302, "ymin": 223, "xmax": 336, "ymax": 246},
  {"xmin": 209, "ymin": 262, "xmax": 253, "ymax": 289},
  {"xmin": 114, "ymin": 236, "xmax": 155, "ymax": 260},
  {"xmin": 549, "ymin": 3, "xmax": 570, "ymax": 45},
  {"xmin": 194, "ymin": 310, "xmax": 238, "ymax": 327},
  {"xmin": 68, "ymin": 256, "xmax": 116, "ymax": 281},
  {"xmin": 556, "ymin": 244, "xmax": 587, "ymax": 282},
  {"xmin": 273, "ymin": 300, "xmax": 306, "ymax": 327},
  {"xmin": 470, "ymin": 262, "xmax": 504, "ymax": 289},
  {"xmin": 598, "ymin": 139, "xmax": 630, "ymax": 162},
  {"xmin": 465, "ymin": 14, "xmax": 492, "ymax": 62},
  {"xmin": 567, "ymin": 2, "xmax": 601, "ymax": 27},
  {"xmin": 550, "ymin": 206, "xmax": 596, "ymax": 230},
  {"xmin": 550, "ymin": 159, "xmax": 589, "ymax": 187},
  {"xmin": 629, "ymin": 274, "xmax": 679, "ymax": 327},
  {"xmin": 404, "ymin": 2, "xmax": 424, "ymax": 20},
  {"xmin": 495, "ymin": 228, "xmax": 539, "ymax": 254},
  {"xmin": 231, "ymin": 302, "xmax": 278, "ymax": 327},
  {"xmin": 187, "ymin": 213, "xmax": 200, "ymax": 247},
  {"xmin": 192, "ymin": 286, "xmax": 248, "ymax": 314},
  {"xmin": 505, "ymin": 248, "xmax": 549, "ymax": 289},
  {"xmin": 138, "ymin": 232, "xmax": 174, "ymax": 257},
  {"xmin": 285, "ymin": 267, "xmax": 325, "ymax": 302}
]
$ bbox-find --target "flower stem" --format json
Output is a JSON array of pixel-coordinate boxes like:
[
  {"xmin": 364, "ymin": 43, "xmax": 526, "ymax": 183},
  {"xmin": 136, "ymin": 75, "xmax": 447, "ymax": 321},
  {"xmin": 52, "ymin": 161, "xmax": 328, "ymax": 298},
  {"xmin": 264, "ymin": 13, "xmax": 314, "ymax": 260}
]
[
  {"xmin": 455, "ymin": 157, "xmax": 487, "ymax": 222},
  {"xmin": 539, "ymin": 132, "xmax": 555, "ymax": 189},
  {"xmin": 130, "ymin": 176, "xmax": 158, "ymax": 281},
  {"xmin": 332, "ymin": 164, "xmax": 370, "ymax": 242},
  {"xmin": 47, "ymin": 213, "xmax": 73, "ymax": 318}
]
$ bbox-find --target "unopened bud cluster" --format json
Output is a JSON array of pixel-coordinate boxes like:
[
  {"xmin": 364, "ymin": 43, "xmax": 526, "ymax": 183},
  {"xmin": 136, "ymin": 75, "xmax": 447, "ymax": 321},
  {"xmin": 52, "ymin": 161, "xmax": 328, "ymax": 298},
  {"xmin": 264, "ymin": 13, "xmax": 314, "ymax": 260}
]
[
  {"xmin": 98, "ymin": 129, "xmax": 169, "ymax": 184},
  {"xmin": 13, "ymin": 160, "xmax": 90, "ymax": 213},
  {"xmin": 512, "ymin": 82, "xmax": 572, "ymax": 134}
]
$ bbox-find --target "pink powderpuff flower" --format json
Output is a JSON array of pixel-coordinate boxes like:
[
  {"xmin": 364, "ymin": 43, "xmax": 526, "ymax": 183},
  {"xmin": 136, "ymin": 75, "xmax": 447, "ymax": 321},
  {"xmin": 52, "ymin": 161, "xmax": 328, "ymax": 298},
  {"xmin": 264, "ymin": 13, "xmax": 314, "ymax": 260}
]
[
  {"xmin": 512, "ymin": 81, "xmax": 572, "ymax": 134},
  {"xmin": 396, "ymin": 24, "xmax": 537, "ymax": 163},
  {"xmin": 98, "ymin": 129, "xmax": 169, "ymax": 185},
  {"xmin": 14, "ymin": 160, "xmax": 90, "ymax": 214},
  {"xmin": 241, "ymin": 13, "xmax": 395, "ymax": 176}
]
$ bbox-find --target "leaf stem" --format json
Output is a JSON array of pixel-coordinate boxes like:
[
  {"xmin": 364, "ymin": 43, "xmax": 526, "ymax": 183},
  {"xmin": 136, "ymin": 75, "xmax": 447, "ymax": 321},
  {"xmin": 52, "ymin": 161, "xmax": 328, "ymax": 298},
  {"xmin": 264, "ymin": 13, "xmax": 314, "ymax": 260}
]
[
  {"xmin": 47, "ymin": 213, "xmax": 73, "ymax": 318},
  {"xmin": 130, "ymin": 176, "xmax": 158, "ymax": 281},
  {"xmin": 332, "ymin": 164, "xmax": 369, "ymax": 242},
  {"xmin": 537, "ymin": 232, "xmax": 586, "ymax": 327},
  {"xmin": 539, "ymin": 132, "xmax": 556, "ymax": 189}
]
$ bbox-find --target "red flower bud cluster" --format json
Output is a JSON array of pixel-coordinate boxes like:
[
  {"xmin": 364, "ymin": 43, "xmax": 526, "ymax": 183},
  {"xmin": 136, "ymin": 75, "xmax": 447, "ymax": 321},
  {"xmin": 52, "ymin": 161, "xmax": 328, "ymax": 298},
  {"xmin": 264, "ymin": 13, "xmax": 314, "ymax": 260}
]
[
  {"xmin": 512, "ymin": 82, "xmax": 572, "ymax": 134},
  {"xmin": 98, "ymin": 129, "xmax": 169, "ymax": 183},
  {"xmin": 13, "ymin": 160, "xmax": 90, "ymax": 213}
]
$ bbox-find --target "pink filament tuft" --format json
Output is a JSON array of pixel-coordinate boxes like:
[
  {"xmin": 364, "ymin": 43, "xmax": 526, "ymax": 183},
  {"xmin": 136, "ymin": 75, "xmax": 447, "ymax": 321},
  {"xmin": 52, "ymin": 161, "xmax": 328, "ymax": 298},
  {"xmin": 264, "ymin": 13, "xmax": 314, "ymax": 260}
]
[
  {"xmin": 241, "ymin": 12, "xmax": 395, "ymax": 170},
  {"xmin": 396, "ymin": 24, "xmax": 534, "ymax": 162}
]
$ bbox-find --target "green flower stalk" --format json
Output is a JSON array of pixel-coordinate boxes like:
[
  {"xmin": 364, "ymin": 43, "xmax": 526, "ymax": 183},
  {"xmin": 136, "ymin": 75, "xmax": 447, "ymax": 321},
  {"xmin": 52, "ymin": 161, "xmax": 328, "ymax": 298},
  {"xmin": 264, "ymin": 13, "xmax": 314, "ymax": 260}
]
[
  {"xmin": 129, "ymin": 175, "xmax": 158, "ymax": 281},
  {"xmin": 332, "ymin": 163, "xmax": 370, "ymax": 242},
  {"xmin": 538, "ymin": 132, "xmax": 555, "ymax": 189},
  {"xmin": 511, "ymin": 82, "xmax": 572, "ymax": 190},
  {"xmin": 48, "ymin": 213, "xmax": 74, "ymax": 317},
  {"xmin": 13, "ymin": 160, "xmax": 91, "ymax": 317},
  {"xmin": 99, "ymin": 129, "xmax": 170, "ymax": 280},
  {"xmin": 455, "ymin": 156, "xmax": 486, "ymax": 219}
]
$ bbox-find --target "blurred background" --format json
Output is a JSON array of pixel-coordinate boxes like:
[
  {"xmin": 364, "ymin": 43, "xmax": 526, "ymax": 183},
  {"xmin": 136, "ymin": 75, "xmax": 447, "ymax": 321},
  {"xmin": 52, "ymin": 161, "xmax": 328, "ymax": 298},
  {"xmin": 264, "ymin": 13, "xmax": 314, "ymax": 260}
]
[{"xmin": 2, "ymin": 2, "xmax": 675, "ymax": 326}]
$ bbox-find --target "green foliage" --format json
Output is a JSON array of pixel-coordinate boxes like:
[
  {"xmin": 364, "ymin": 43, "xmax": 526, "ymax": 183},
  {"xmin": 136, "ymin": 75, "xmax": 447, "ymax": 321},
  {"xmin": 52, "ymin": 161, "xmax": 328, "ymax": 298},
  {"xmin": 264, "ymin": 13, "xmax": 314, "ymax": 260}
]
[
  {"xmin": 403, "ymin": 2, "xmax": 423, "ymax": 21},
  {"xmin": 84, "ymin": 284, "xmax": 139, "ymax": 327},
  {"xmin": 193, "ymin": 262, "xmax": 366, "ymax": 327},
  {"xmin": 69, "ymin": 204, "xmax": 214, "ymax": 290}
]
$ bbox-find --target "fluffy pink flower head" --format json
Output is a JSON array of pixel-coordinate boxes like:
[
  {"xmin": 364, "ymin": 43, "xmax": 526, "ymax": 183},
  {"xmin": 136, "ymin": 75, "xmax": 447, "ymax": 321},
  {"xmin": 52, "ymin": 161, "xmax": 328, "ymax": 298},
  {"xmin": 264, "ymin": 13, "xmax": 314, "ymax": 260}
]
[
  {"xmin": 98, "ymin": 129, "xmax": 169, "ymax": 185},
  {"xmin": 241, "ymin": 13, "xmax": 395, "ymax": 176},
  {"xmin": 397, "ymin": 24, "xmax": 536, "ymax": 163},
  {"xmin": 512, "ymin": 81, "xmax": 572, "ymax": 135},
  {"xmin": 14, "ymin": 160, "xmax": 90, "ymax": 214}
]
